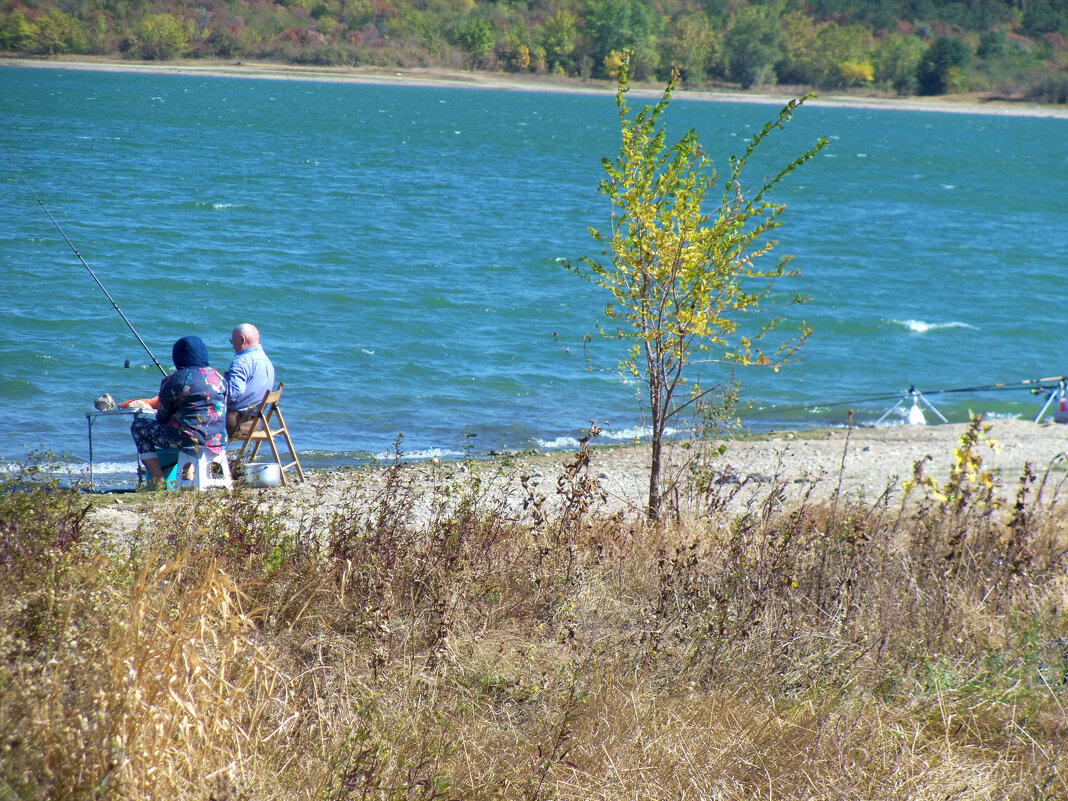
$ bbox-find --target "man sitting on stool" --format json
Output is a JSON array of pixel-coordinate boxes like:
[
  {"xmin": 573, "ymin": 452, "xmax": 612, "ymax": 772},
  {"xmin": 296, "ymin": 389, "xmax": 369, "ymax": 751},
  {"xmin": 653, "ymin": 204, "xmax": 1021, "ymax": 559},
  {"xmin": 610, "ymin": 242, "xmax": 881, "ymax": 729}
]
[{"xmin": 225, "ymin": 323, "xmax": 275, "ymax": 438}]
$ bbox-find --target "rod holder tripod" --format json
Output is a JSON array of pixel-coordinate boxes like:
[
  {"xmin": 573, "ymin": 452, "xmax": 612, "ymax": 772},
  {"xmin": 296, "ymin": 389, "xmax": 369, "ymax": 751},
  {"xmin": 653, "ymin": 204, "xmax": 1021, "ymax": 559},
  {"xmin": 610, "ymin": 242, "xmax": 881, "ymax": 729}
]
[
  {"xmin": 1034, "ymin": 380, "xmax": 1068, "ymax": 423},
  {"xmin": 875, "ymin": 386, "xmax": 948, "ymax": 426}
]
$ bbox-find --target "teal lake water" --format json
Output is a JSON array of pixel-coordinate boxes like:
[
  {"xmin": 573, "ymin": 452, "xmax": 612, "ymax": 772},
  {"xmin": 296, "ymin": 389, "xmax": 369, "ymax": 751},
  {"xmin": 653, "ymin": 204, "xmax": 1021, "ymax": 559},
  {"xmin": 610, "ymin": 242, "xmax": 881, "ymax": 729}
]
[{"xmin": 3, "ymin": 66, "xmax": 1068, "ymax": 481}]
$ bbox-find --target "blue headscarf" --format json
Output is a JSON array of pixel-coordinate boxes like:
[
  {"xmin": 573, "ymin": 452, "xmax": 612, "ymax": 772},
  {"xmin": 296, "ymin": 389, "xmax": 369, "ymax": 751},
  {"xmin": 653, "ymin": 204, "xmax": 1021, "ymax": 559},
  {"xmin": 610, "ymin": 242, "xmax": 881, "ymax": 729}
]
[{"xmin": 172, "ymin": 336, "xmax": 210, "ymax": 369}]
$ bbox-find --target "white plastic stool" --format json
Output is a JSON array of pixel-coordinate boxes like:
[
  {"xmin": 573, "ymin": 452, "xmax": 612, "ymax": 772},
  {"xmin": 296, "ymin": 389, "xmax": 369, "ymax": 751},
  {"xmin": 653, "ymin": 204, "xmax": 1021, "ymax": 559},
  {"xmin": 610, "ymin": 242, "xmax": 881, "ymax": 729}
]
[{"xmin": 175, "ymin": 449, "xmax": 233, "ymax": 491}]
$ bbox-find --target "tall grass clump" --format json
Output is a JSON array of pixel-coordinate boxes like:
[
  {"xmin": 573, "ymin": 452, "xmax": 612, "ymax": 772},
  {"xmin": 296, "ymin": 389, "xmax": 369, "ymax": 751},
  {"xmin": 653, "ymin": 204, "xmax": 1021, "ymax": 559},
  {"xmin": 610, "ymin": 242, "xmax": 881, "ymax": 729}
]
[
  {"xmin": 2, "ymin": 421, "xmax": 1067, "ymax": 799},
  {"xmin": 1, "ymin": 456, "xmax": 300, "ymax": 798}
]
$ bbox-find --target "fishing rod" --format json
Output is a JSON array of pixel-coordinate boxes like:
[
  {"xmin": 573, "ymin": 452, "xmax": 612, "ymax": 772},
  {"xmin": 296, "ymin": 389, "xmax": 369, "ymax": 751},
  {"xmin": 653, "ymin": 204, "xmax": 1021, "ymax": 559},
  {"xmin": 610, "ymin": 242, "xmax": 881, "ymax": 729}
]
[
  {"xmin": 4, "ymin": 149, "xmax": 168, "ymax": 376},
  {"xmin": 931, "ymin": 375, "xmax": 1068, "ymax": 395},
  {"xmin": 745, "ymin": 374, "xmax": 1068, "ymax": 419}
]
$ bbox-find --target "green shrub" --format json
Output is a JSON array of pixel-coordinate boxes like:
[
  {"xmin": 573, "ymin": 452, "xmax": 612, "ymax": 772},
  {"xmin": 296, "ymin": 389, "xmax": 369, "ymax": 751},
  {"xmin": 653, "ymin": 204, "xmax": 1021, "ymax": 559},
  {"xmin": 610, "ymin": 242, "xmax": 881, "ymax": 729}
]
[
  {"xmin": 0, "ymin": 451, "xmax": 95, "ymax": 583},
  {"xmin": 1028, "ymin": 69, "xmax": 1068, "ymax": 102}
]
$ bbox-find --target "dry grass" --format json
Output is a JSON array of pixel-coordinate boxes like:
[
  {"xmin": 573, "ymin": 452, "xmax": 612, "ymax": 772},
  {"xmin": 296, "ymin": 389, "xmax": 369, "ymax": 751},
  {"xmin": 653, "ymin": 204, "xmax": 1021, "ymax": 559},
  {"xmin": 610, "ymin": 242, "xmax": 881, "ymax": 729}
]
[{"xmin": 2, "ymin": 421, "xmax": 1067, "ymax": 800}]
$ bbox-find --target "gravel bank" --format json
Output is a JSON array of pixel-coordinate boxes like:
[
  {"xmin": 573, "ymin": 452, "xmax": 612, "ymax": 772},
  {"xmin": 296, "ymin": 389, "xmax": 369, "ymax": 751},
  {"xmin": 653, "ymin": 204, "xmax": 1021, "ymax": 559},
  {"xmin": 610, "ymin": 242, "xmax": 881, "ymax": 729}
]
[{"xmin": 90, "ymin": 419, "xmax": 1068, "ymax": 536}]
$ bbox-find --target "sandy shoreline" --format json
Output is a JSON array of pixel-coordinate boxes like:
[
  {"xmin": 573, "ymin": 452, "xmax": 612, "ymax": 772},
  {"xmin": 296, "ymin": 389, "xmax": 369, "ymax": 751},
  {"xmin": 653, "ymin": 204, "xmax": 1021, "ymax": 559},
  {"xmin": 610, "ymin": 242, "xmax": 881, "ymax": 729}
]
[
  {"xmin": 91, "ymin": 419, "xmax": 1068, "ymax": 537},
  {"xmin": 6, "ymin": 55, "xmax": 1068, "ymax": 119},
  {"xmin": 344, "ymin": 418, "xmax": 1068, "ymax": 516}
]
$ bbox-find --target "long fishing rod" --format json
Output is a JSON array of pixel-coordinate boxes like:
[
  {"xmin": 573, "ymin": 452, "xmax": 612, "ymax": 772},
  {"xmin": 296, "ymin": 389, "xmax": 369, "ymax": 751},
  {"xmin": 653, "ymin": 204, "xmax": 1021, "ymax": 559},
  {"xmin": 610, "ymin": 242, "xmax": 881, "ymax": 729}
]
[
  {"xmin": 746, "ymin": 374, "xmax": 1068, "ymax": 418},
  {"xmin": 931, "ymin": 375, "xmax": 1068, "ymax": 395},
  {"xmin": 4, "ymin": 149, "xmax": 168, "ymax": 377}
]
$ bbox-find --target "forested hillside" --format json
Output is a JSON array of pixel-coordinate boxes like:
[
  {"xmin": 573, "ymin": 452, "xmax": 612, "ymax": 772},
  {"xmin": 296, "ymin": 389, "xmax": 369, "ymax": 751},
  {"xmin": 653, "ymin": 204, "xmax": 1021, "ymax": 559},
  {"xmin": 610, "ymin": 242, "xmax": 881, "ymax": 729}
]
[{"xmin": 3, "ymin": 0, "xmax": 1067, "ymax": 102}]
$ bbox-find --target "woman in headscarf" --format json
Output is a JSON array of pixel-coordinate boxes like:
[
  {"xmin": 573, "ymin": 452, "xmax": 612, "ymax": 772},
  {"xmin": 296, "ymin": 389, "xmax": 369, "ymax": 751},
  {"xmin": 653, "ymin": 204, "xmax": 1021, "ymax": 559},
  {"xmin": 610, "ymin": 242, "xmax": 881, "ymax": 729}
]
[{"xmin": 130, "ymin": 335, "xmax": 227, "ymax": 485}]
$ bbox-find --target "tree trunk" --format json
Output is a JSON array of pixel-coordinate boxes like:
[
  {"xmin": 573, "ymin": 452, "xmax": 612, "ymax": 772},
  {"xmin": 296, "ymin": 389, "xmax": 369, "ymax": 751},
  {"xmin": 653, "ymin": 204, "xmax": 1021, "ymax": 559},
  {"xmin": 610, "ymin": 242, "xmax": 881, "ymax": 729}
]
[
  {"xmin": 648, "ymin": 376, "xmax": 664, "ymax": 519},
  {"xmin": 648, "ymin": 430, "xmax": 662, "ymax": 520}
]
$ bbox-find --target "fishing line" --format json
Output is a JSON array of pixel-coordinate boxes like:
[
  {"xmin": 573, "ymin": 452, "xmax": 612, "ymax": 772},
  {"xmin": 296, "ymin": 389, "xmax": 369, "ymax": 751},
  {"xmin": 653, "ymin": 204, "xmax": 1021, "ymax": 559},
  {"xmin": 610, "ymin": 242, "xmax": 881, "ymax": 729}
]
[
  {"xmin": 4, "ymin": 148, "xmax": 168, "ymax": 376},
  {"xmin": 744, "ymin": 392, "xmax": 908, "ymax": 417}
]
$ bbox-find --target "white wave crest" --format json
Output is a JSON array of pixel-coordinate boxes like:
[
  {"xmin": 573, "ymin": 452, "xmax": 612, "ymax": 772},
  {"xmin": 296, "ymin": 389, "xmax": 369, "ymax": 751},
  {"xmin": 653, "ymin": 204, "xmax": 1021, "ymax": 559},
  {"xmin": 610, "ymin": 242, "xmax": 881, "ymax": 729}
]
[
  {"xmin": 86, "ymin": 461, "xmax": 140, "ymax": 474},
  {"xmin": 892, "ymin": 319, "xmax": 978, "ymax": 334},
  {"xmin": 974, "ymin": 410, "xmax": 1023, "ymax": 421},
  {"xmin": 372, "ymin": 446, "xmax": 462, "ymax": 461},
  {"xmin": 600, "ymin": 427, "xmax": 650, "ymax": 442},
  {"xmin": 535, "ymin": 435, "xmax": 580, "ymax": 450},
  {"xmin": 0, "ymin": 460, "xmax": 137, "ymax": 477},
  {"xmin": 602, "ymin": 426, "xmax": 679, "ymax": 442},
  {"xmin": 536, "ymin": 426, "xmax": 679, "ymax": 450}
]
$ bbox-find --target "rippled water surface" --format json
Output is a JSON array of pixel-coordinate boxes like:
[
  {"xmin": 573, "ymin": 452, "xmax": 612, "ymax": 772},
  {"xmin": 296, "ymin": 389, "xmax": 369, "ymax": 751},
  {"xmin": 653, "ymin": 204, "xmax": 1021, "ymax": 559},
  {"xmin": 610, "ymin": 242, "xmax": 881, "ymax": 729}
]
[{"xmin": 3, "ymin": 66, "xmax": 1068, "ymax": 477}]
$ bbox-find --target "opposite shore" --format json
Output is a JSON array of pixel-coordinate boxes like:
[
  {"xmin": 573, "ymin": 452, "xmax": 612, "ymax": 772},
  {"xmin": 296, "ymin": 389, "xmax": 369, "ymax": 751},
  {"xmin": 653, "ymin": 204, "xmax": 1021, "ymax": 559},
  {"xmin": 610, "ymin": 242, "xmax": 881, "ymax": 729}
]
[{"xmin": 5, "ymin": 55, "xmax": 1068, "ymax": 119}]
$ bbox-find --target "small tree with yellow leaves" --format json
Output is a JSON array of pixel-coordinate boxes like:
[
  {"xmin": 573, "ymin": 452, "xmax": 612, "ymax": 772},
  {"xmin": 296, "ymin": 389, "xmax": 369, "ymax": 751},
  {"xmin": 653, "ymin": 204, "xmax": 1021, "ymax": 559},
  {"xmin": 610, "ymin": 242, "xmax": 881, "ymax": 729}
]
[
  {"xmin": 903, "ymin": 416, "xmax": 1001, "ymax": 512},
  {"xmin": 604, "ymin": 49, "xmax": 625, "ymax": 77},
  {"xmin": 568, "ymin": 53, "xmax": 827, "ymax": 520},
  {"xmin": 839, "ymin": 59, "xmax": 874, "ymax": 85}
]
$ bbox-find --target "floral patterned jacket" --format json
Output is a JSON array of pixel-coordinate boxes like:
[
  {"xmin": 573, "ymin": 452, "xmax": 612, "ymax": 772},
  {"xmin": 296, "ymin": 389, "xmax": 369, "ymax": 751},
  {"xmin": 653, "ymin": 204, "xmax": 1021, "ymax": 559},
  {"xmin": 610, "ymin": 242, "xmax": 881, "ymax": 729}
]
[{"xmin": 156, "ymin": 366, "xmax": 228, "ymax": 454}]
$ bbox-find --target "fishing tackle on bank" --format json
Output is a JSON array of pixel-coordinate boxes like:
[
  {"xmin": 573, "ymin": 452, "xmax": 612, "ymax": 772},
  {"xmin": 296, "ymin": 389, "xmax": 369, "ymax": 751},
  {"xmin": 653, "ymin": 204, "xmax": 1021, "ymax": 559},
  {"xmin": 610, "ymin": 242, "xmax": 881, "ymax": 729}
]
[
  {"xmin": 4, "ymin": 149, "xmax": 168, "ymax": 377},
  {"xmin": 749, "ymin": 374, "xmax": 1068, "ymax": 426}
]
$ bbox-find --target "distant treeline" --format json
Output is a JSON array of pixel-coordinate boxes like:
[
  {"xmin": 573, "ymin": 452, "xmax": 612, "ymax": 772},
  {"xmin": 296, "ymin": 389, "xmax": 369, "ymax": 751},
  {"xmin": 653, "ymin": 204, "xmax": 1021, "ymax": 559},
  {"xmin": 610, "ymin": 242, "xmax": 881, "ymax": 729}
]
[{"xmin": 3, "ymin": 0, "xmax": 1067, "ymax": 102}]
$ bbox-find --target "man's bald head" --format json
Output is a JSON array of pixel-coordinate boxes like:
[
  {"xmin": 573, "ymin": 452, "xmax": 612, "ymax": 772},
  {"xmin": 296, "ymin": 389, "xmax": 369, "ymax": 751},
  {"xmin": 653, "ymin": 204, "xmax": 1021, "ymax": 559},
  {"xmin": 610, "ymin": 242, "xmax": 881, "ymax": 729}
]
[{"xmin": 230, "ymin": 323, "xmax": 261, "ymax": 353}]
